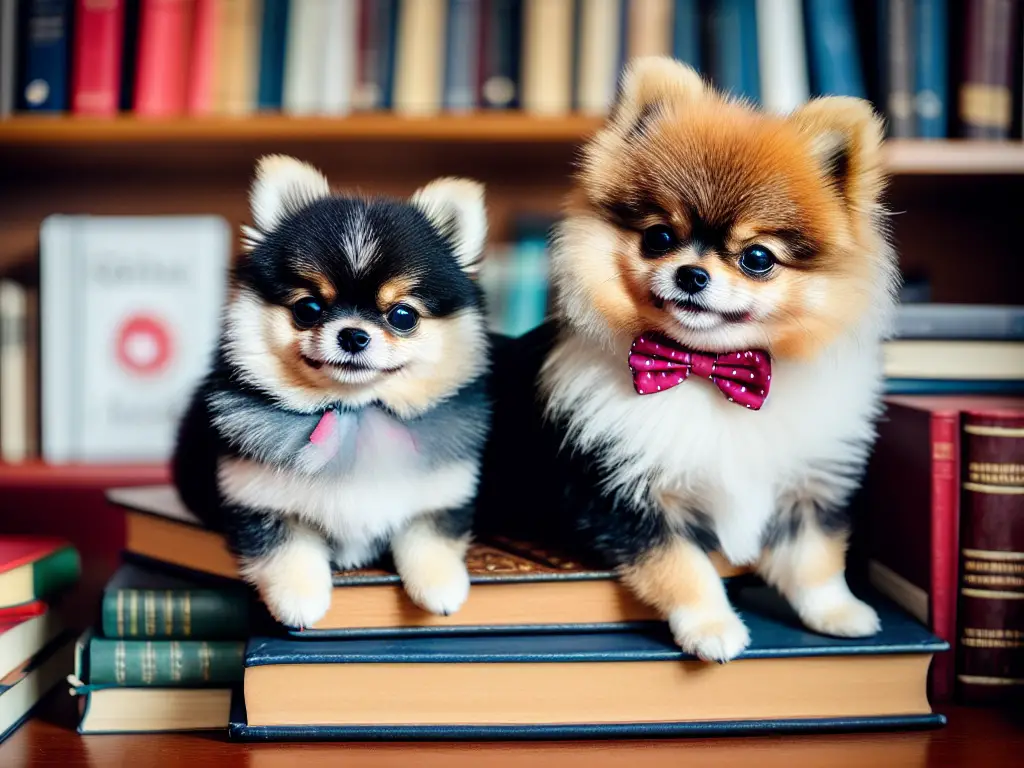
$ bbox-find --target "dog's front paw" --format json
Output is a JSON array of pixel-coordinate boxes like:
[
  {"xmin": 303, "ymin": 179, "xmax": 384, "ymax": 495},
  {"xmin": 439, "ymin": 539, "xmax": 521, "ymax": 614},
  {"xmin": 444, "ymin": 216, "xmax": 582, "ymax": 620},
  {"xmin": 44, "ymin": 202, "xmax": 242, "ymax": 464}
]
[
  {"xmin": 669, "ymin": 607, "xmax": 751, "ymax": 663},
  {"xmin": 400, "ymin": 555, "xmax": 471, "ymax": 616},
  {"xmin": 799, "ymin": 593, "xmax": 881, "ymax": 638},
  {"xmin": 243, "ymin": 536, "xmax": 334, "ymax": 629}
]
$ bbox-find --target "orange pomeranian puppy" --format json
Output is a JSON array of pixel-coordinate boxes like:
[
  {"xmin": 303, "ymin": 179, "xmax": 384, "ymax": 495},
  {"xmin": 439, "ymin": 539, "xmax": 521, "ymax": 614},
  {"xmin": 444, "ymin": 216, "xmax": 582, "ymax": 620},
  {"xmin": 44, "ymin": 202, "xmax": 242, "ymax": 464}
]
[{"xmin": 479, "ymin": 57, "xmax": 898, "ymax": 662}]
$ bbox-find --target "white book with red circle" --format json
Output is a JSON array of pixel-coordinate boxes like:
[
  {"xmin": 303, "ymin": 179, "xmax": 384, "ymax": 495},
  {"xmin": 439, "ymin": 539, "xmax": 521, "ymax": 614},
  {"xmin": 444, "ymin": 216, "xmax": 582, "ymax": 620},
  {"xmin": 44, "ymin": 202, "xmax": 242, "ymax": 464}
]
[{"xmin": 40, "ymin": 215, "xmax": 229, "ymax": 462}]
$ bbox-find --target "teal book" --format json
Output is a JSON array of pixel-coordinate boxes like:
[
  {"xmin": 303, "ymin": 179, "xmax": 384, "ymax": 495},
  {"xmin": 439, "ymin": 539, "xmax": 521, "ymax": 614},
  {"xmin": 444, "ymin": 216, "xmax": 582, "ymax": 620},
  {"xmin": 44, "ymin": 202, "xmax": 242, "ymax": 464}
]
[
  {"xmin": 672, "ymin": 0, "xmax": 702, "ymax": 70},
  {"xmin": 101, "ymin": 563, "xmax": 251, "ymax": 640},
  {"xmin": 913, "ymin": 0, "xmax": 947, "ymax": 138},
  {"xmin": 708, "ymin": 0, "xmax": 761, "ymax": 103},
  {"xmin": 256, "ymin": 0, "xmax": 290, "ymax": 110},
  {"xmin": 233, "ymin": 586, "xmax": 946, "ymax": 740},
  {"xmin": 804, "ymin": 0, "xmax": 867, "ymax": 98},
  {"xmin": 82, "ymin": 635, "xmax": 244, "ymax": 687}
]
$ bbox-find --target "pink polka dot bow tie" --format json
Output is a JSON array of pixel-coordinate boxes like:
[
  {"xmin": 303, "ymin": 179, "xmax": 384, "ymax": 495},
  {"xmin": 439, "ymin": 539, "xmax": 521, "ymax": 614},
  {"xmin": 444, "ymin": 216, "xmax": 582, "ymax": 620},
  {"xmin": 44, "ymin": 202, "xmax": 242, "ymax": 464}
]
[{"xmin": 628, "ymin": 332, "xmax": 772, "ymax": 410}]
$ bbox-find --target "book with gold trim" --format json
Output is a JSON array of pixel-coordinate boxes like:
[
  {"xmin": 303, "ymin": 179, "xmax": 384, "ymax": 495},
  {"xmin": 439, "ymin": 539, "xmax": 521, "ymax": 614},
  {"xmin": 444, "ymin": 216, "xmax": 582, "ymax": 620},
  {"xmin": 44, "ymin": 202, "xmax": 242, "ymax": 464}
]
[
  {"xmin": 106, "ymin": 485, "xmax": 750, "ymax": 637},
  {"xmin": 956, "ymin": 400, "xmax": 1024, "ymax": 704}
]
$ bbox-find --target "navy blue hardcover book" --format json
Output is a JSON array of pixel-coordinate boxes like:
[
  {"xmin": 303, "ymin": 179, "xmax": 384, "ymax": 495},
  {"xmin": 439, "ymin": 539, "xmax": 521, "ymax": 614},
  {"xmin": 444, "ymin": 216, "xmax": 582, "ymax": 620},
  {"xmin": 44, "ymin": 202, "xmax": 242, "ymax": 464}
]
[
  {"xmin": 232, "ymin": 586, "xmax": 947, "ymax": 740},
  {"xmin": 913, "ymin": 0, "xmax": 948, "ymax": 138},
  {"xmin": 479, "ymin": 0, "xmax": 520, "ymax": 109},
  {"xmin": 804, "ymin": 0, "xmax": 867, "ymax": 97},
  {"xmin": 672, "ymin": 0, "xmax": 701, "ymax": 70},
  {"xmin": 256, "ymin": 0, "xmax": 289, "ymax": 111},
  {"xmin": 17, "ymin": 0, "xmax": 71, "ymax": 111},
  {"xmin": 886, "ymin": 379, "xmax": 1024, "ymax": 395},
  {"xmin": 708, "ymin": 0, "xmax": 760, "ymax": 103}
]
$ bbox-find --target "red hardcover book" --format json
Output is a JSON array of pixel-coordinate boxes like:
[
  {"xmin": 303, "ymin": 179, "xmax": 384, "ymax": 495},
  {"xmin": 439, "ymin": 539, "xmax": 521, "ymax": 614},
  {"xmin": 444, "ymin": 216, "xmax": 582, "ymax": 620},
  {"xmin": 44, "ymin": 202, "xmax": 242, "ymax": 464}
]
[
  {"xmin": 956, "ymin": 400, "xmax": 1024, "ymax": 704},
  {"xmin": 0, "ymin": 537, "xmax": 80, "ymax": 609},
  {"xmin": 862, "ymin": 395, "xmax": 1022, "ymax": 700},
  {"xmin": 185, "ymin": 0, "xmax": 219, "ymax": 114},
  {"xmin": 134, "ymin": 0, "xmax": 195, "ymax": 116},
  {"xmin": 72, "ymin": 0, "xmax": 126, "ymax": 116}
]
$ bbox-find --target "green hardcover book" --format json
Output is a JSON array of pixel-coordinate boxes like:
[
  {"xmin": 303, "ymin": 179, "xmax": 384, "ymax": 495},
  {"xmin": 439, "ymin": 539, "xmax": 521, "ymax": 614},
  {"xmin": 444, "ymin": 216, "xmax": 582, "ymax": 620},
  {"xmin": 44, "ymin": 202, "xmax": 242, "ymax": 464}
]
[
  {"xmin": 0, "ymin": 537, "xmax": 81, "ymax": 609},
  {"xmin": 101, "ymin": 563, "xmax": 250, "ymax": 639},
  {"xmin": 85, "ymin": 637, "xmax": 244, "ymax": 687}
]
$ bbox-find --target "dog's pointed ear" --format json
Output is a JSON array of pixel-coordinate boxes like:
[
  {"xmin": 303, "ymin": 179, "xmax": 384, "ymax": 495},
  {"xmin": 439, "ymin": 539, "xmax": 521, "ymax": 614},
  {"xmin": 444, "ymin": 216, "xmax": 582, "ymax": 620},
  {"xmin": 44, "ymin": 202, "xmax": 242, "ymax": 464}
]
[
  {"xmin": 609, "ymin": 56, "xmax": 706, "ymax": 136},
  {"xmin": 411, "ymin": 178, "xmax": 488, "ymax": 275},
  {"xmin": 789, "ymin": 97, "xmax": 886, "ymax": 212},
  {"xmin": 246, "ymin": 155, "xmax": 331, "ymax": 246}
]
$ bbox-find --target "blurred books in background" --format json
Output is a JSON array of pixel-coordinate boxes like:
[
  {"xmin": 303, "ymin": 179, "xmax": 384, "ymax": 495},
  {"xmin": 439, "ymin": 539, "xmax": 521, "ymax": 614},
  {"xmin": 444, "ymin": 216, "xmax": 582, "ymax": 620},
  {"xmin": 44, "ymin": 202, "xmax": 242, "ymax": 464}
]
[{"xmin": 0, "ymin": 0, "xmax": 1021, "ymax": 138}]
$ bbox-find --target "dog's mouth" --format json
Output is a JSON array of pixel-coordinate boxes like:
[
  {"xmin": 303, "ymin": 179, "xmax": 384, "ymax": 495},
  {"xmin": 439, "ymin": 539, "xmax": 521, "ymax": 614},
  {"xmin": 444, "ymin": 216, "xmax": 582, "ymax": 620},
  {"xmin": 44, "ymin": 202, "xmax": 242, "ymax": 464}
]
[
  {"xmin": 301, "ymin": 355, "xmax": 404, "ymax": 375},
  {"xmin": 651, "ymin": 293, "xmax": 752, "ymax": 324}
]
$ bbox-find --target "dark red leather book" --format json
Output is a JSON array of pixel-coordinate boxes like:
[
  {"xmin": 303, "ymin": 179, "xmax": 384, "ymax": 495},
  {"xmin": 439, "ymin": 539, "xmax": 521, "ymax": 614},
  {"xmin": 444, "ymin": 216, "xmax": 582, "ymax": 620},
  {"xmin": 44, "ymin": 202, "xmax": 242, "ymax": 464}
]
[
  {"xmin": 956, "ymin": 400, "xmax": 1024, "ymax": 704},
  {"xmin": 71, "ymin": 0, "xmax": 125, "ymax": 116},
  {"xmin": 959, "ymin": 0, "xmax": 1021, "ymax": 138},
  {"xmin": 863, "ymin": 395, "xmax": 1024, "ymax": 700}
]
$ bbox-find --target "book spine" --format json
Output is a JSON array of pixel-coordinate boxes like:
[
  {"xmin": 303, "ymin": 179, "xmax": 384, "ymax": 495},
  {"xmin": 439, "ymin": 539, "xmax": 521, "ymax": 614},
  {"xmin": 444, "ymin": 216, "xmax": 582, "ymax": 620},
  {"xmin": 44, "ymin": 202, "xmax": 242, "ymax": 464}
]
[
  {"xmin": 33, "ymin": 545, "xmax": 81, "ymax": 600},
  {"xmin": 754, "ymin": 0, "xmax": 809, "ymax": 113},
  {"xmin": 914, "ymin": 0, "xmax": 948, "ymax": 138},
  {"xmin": 119, "ymin": 0, "xmax": 141, "ymax": 110},
  {"xmin": 882, "ymin": 0, "xmax": 916, "ymax": 136},
  {"xmin": 0, "ymin": 281, "xmax": 28, "ymax": 462},
  {"xmin": 72, "ymin": 0, "xmax": 125, "ymax": 116},
  {"xmin": 956, "ymin": 409, "xmax": 1024, "ymax": 704},
  {"xmin": 320, "ymin": 0, "xmax": 358, "ymax": 115},
  {"xmin": 627, "ymin": 0, "xmax": 673, "ymax": 59},
  {"xmin": 186, "ymin": 0, "xmax": 219, "ymax": 115},
  {"xmin": 804, "ymin": 0, "xmax": 865, "ymax": 98},
  {"xmin": 1, "ymin": 0, "xmax": 19, "ymax": 116},
  {"xmin": 959, "ymin": 0, "xmax": 1020, "ymax": 139},
  {"xmin": 18, "ymin": 0, "xmax": 72, "ymax": 111},
  {"xmin": 575, "ymin": 0, "xmax": 620, "ymax": 115},
  {"xmin": 134, "ymin": 0, "xmax": 194, "ymax": 116},
  {"xmin": 709, "ymin": 0, "xmax": 760, "ymax": 103},
  {"xmin": 101, "ymin": 588, "xmax": 250, "ymax": 639},
  {"xmin": 443, "ymin": 0, "xmax": 481, "ymax": 111},
  {"xmin": 393, "ymin": 0, "xmax": 446, "ymax": 115},
  {"xmin": 256, "ymin": 0, "xmax": 288, "ymax": 110},
  {"xmin": 282, "ymin": 0, "xmax": 326, "ymax": 114},
  {"xmin": 672, "ymin": 0, "xmax": 700, "ymax": 69},
  {"xmin": 929, "ymin": 411, "xmax": 960, "ymax": 701},
  {"xmin": 87, "ymin": 638, "xmax": 245, "ymax": 686},
  {"xmin": 520, "ymin": 0, "xmax": 574, "ymax": 115},
  {"xmin": 479, "ymin": 0, "xmax": 520, "ymax": 109}
]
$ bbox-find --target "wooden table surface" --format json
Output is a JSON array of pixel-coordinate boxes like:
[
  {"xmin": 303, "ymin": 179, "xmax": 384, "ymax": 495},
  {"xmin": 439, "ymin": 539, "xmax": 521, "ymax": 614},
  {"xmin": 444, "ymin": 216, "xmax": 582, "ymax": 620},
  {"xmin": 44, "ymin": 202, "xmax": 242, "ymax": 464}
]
[{"xmin": 1, "ymin": 695, "xmax": 1021, "ymax": 768}]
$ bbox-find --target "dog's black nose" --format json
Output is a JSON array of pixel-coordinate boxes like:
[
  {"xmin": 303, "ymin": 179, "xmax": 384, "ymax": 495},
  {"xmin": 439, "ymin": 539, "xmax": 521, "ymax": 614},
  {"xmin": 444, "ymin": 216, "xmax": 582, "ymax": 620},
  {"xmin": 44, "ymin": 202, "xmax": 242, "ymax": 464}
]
[
  {"xmin": 338, "ymin": 327, "xmax": 371, "ymax": 353},
  {"xmin": 676, "ymin": 265, "xmax": 710, "ymax": 294}
]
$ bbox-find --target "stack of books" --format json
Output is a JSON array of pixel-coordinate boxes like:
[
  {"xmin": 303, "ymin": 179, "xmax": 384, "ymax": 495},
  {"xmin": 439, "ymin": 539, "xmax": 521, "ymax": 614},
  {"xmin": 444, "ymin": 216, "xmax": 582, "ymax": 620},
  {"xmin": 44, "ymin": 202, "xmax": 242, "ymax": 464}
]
[
  {"xmin": 1, "ymin": 0, "xmax": 1017, "ymax": 139},
  {"xmin": 86, "ymin": 485, "xmax": 947, "ymax": 737},
  {"xmin": 862, "ymin": 303, "xmax": 1024, "ymax": 705},
  {"xmin": 0, "ymin": 537, "xmax": 79, "ymax": 743}
]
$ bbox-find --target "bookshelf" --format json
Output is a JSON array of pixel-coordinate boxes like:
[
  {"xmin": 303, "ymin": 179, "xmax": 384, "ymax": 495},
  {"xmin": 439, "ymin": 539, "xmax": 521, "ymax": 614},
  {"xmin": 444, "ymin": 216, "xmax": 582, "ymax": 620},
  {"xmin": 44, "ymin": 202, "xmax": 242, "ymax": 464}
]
[{"xmin": 0, "ymin": 462, "xmax": 167, "ymax": 489}]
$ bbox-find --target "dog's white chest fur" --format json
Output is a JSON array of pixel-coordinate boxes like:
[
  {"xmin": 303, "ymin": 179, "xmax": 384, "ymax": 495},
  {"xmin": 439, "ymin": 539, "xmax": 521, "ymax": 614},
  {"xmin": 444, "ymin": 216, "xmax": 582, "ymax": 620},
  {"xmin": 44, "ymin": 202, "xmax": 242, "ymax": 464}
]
[
  {"xmin": 218, "ymin": 410, "xmax": 477, "ymax": 567},
  {"xmin": 545, "ymin": 331, "xmax": 884, "ymax": 565}
]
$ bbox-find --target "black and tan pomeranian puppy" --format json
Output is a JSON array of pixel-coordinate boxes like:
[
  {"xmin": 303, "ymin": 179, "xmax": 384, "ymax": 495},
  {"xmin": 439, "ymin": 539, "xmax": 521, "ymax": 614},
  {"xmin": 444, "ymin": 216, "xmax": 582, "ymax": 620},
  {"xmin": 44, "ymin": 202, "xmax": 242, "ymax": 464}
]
[
  {"xmin": 173, "ymin": 156, "xmax": 491, "ymax": 628},
  {"xmin": 480, "ymin": 58, "xmax": 897, "ymax": 661}
]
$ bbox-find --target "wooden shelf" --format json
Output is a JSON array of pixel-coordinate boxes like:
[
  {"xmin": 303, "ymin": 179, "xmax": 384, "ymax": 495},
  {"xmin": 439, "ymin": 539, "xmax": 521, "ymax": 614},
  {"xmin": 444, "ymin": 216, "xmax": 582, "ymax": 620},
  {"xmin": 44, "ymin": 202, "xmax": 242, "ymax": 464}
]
[
  {"xmin": 0, "ymin": 461, "xmax": 168, "ymax": 489},
  {"xmin": 2, "ymin": 117, "xmax": 1024, "ymax": 175},
  {"xmin": 0, "ymin": 114, "xmax": 604, "ymax": 145}
]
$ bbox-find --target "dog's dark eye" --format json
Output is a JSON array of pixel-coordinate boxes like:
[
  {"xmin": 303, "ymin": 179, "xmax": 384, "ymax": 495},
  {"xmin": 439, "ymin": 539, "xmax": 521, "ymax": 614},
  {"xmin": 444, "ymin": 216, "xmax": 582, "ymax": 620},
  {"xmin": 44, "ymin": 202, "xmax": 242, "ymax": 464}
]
[
  {"xmin": 385, "ymin": 304, "xmax": 418, "ymax": 332},
  {"xmin": 291, "ymin": 297, "xmax": 323, "ymax": 328},
  {"xmin": 641, "ymin": 225, "xmax": 677, "ymax": 256},
  {"xmin": 739, "ymin": 245, "xmax": 776, "ymax": 276}
]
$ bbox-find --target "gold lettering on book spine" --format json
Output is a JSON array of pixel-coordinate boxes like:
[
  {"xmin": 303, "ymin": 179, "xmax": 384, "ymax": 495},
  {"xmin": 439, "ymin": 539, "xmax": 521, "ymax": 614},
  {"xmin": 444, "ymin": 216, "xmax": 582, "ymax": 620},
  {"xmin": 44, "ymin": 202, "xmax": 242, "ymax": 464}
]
[
  {"xmin": 145, "ymin": 591, "xmax": 155, "ymax": 636},
  {"xmin": 129, "ymin": 591, "xmax": 138, "ymax": 636},
  {"xmin": 183, "ymin": 592, "xmax": 192, "ymax": 637},
  {"xmin": 164, "ymin": 590, "xmax": 173, "ymax": 635},
  {"xmin": 967, "ymin": 461, "xmax": 1024, "ymax": 485},
  {"xmin": 115, "ymin": 641, "xmax": 125, "ymax": 684},
  {"xmin": 171, "ymin": 641, "xmax": 182, "ymax": 682},
  {"xmin": 116, "ymin": 590, "xmax": 124, "ymax": 637}
]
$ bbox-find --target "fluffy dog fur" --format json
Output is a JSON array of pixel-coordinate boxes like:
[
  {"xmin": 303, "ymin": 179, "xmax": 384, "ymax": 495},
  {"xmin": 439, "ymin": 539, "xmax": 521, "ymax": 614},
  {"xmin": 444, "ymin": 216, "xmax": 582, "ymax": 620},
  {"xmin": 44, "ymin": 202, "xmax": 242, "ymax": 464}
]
[
  {"xmin": 173, "ymin": 156, "xmax": 491, "ymax": 628},
  {"xmin": 479, "ymin": 58, "xmax": 898, "ymax": 662}
]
